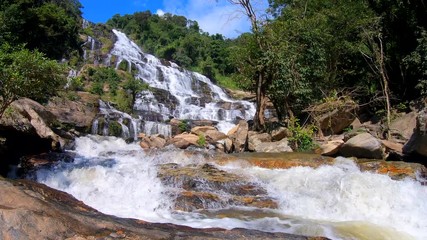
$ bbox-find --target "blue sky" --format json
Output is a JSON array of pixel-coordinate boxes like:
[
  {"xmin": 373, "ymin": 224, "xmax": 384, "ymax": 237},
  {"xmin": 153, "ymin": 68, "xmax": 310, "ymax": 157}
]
[{"xmin": 79, "ymin": 0, "xmax": 268, "ymax": 38}]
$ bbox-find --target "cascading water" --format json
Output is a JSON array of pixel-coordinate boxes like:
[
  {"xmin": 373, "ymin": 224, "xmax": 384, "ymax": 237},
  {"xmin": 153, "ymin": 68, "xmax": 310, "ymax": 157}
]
[
  {"xmin": 105, "ymin": 29, "xmax": 255, "ymax": 135},
  {"xmin": 34, "ymin": 136, "xmax": 427, "ymax": 240}
]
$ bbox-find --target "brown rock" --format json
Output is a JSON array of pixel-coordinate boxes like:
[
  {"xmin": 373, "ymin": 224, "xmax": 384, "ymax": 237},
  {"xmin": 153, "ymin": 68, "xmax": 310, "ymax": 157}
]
[
  {"xmin": 46, "ymin": 92, "xmax": 99, "ymax": 133},
  {"xmin": 357, "ymin": 160, "xmax": 427, "ymax": 180},
  {"xmin": 224, "ymin": 138, "xmax": 234, "ymax": 153},
  {"xmin": 318, "ymin": 140, "xmax": 344, "ymax": 156},
  {"xmin": 228, "ymin": 120, "xmax": 248, "ymax": 153},
  {"xmin": 0, "ymin": 177, "xmax": 326, "ymax": 240},
  {"xmin": 0, "ymin": 98, "xmax": 66, "ymax": 150},
  {"xmin": 271, "ymin": 127, "xmax": 292, "ymax": 141},
  {"xmin": 310, "ymin": 99, "xmax": 358, "ymax": 135},
  {"xmin": 158, "ymin": 163, "xmax": 278, "ymax": 212},
  {"xmin": 167, "ymin": 133, "xmax": 200, "ymax": 149},
  {"xmin": 216, "ymin": 153, "xmax": 335, "ymax": 169},
  {"xmin": 191, "ymin": 126, "xmax": 227, "ymax": 143}
]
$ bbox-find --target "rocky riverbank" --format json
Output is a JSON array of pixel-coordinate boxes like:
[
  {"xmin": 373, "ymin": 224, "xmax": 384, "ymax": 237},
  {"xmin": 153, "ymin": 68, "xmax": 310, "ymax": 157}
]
[{"xmin": 0, "ymin": 176, "xmax": 327, "ymax": 240}]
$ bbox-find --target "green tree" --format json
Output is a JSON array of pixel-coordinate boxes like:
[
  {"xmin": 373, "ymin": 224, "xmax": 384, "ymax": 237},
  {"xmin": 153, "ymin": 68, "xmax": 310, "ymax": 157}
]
[
  {"xmin": 0, "ymin": 44, "xmax": 66, "ymax": 118},
  {"xmin": 123, "ymin": 78, "xmax": 148, "ymax": 110},
  {"xmin": 0, "ymin": 0, "xmax": 82, "ymax": 60}
]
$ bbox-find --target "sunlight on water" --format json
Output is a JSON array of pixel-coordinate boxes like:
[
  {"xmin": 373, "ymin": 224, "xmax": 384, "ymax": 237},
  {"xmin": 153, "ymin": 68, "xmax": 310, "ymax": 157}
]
[{"xmin": 35, "ymin": 136, "xmax": 427, "ymax": 240}]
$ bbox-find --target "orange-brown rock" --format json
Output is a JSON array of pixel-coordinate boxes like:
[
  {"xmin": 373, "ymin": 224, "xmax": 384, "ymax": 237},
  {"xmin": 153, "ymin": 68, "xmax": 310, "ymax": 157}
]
[
  {"xmin": 0, "ymin": 177, "xmax": 325, "ymax": 240},
  {"xmin": 157, "ymin": 163, "xmax": 278, "ymax": 212},
  {"xmin": 191, "ymin": 126, "xmax": 228, "ymax": 143},
  {"xmin": 357, "ymin": 160, "xmax": 427, "ymax": 180},
  {"xmin": 216, "ymin": 152, "xmax": 335, "ymax": 169}
]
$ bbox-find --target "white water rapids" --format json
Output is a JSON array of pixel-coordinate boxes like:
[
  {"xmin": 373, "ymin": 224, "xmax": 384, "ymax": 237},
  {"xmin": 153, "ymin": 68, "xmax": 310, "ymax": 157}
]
[{"xmin": 34, "ymin": 136, "xmax": 427, "ymax": 240}]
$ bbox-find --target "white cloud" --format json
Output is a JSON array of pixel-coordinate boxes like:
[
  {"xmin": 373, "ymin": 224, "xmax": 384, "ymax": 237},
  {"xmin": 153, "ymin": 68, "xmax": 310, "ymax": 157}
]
[
  {"xmin": 156, "ymin": 9, "xmax": 165, "ymax": 16},
  {"xmin": 162, "ymin": 0, "xmax": 268, "ymax": 38}
]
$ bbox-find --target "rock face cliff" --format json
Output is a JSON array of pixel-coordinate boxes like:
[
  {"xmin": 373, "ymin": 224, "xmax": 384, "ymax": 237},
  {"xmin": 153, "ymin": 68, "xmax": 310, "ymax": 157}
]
[{"xmin": 0, "ymin": 176, "xmax": 326, "ymax": 240}]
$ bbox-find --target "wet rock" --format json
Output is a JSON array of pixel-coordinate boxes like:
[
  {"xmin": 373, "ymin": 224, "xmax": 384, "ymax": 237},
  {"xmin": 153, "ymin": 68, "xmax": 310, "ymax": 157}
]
[
  {"xmin": 340, "ymin": 133, "xmax": 385, "ymax": 159},
  {"xmin": 357, "ymin": 160, "xmax": 427, "ymax": 181},
  {"xmin": 20, "ymin": 152, "xmax": 75, "ymax": 174},
  {"xmin": 0, "ymin": 177, "xmax": 326, "ymax": 240},
  {"xmin": 224, "ymin": 138, "xmax": 234, "ymax": 153},
  {"xmin": 157, "ymin": 163, "xmax": 278, "ymax": 211},
  {"xmin": 216, "ymin": 153, "xmax": 335, "ymax": 169}
]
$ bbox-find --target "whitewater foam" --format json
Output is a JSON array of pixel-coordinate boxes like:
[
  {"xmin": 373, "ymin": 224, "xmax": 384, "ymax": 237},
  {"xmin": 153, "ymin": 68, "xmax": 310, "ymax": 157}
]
[{"xmin": 35, "ymin": 136, "xmax": 427, "ymax": 240}]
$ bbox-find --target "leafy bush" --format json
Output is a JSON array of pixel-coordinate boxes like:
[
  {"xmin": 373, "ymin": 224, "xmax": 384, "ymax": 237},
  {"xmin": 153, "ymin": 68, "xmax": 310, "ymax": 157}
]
[
  {"xmin": 108, "ymin": 121, "xmax": 122, "ymax": 137},
  {"xmin": 197, "ymin": 134, "xmax": 206, "ymax": 147},
  {"xmin": 288, "ymin": 118, "xmax": 316, "ymax": 151}
]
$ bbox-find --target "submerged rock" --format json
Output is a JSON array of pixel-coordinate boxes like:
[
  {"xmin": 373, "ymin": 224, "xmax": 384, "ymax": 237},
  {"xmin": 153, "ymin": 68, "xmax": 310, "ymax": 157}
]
[
  {"xmin": 157, "ymin": 163, "xmax": 278, "ymax": 211},
  {"xmin": 0, "ymin": 177, "xmax": 326, "ymax": 240}
]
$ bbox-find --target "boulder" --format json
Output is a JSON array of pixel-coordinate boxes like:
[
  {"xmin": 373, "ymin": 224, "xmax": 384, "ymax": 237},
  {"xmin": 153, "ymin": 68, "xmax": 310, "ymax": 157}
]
[
  {"xmin": 46, "ymin": 92, "xmax": 99, "ymax": 133},
  {"xmin": 309, "ymin": 99, "xmax": 358, "ymax": 135},
  {"xmin": 254, "ymin": 138, "xmax": 293, "ymax": 153},
  {"xmin": 140, "ymin": 134, "xmax": 166, "ymax": 149},
  {"xmin": 389, "ymin": 111, "xmax": 417, "ymax": 141},
  {"xmin": 167, "ymin": 133, "xmax": 200, "ymax": 149},
  {"xmin": 357, "ymin": 160, "xmax": 427, "ymax": 181},
  {"xmin": 403, "ymin": 109, "xmax": 427, "ymax": 158},
  {"xmin": 340, "ymin": 133, "xmax": 385, "ymax": 159},
  {"xmin": 318, "ymin": 140, "xmax": 344, "ymax": 156},
  {"xmin": 223, "ymin": 138, "xmax": 234, "ymax": 153},
  {"xmin": 228, "ymin": 120, "xmax": 248, "ymax": 153},
  {"xmin": 0, "ymin": 98, "xmax": 67, "ymax": 151},
  {"xmin": 247, "ymin": 131, "xmax": 272, "ymax": 151},
  {"xmin": 0, "ymin": 177, "xmax": 326, "ymax": 240},
  {"xmin": 191, "ymin": 126, "xmax": 227, "ymax": 143},
  {"xmin": 271, "ymin": 127, "xmax": 292, "ymax": 141}
]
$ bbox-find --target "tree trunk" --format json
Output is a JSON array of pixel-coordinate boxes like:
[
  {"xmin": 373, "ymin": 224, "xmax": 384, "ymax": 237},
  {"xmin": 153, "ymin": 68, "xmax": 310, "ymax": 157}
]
[{"xmin": 378, "ymin": 36, "xmax": 391, "ymax": 140}]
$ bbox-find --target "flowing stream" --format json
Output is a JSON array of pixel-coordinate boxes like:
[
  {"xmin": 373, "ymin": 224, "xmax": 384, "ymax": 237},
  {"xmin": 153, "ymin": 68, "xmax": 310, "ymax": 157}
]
[{"xmin": 34, "ymin": 136, "xmax": 427, "ymax": 240}]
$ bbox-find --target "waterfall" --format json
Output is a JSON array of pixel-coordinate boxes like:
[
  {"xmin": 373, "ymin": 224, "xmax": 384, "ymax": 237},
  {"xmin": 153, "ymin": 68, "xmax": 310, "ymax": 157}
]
[
  {"xmin": 34, "ymin": 136, "xmax": 427, "ymax": 240},
  {"xmin": 108, "ymin": 29, "xmax": 255, "ymax": 133}
]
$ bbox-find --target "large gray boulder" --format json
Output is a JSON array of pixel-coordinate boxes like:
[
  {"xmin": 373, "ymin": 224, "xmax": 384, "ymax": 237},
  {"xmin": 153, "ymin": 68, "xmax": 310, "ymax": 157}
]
[
  {"xmin": 247, "ymin": 131, "xmax": 272, "ymax": 151},
  {"xmin": 340, "ymin": 133, "xmax": 385, "ymax": 159},
  {"xmin": 403, "ymin": 109, "xmax": 427, "ymax": 157},
  {"xmin": 390, "ymin": 111, "xmax": 417, "ymax": 141}
]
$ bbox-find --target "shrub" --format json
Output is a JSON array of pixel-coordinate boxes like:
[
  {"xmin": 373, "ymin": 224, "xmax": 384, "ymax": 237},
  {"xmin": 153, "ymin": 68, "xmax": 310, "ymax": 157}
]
[{"xmin": 288, "ymin": 117, "xmax": 316, "ymax": 151}]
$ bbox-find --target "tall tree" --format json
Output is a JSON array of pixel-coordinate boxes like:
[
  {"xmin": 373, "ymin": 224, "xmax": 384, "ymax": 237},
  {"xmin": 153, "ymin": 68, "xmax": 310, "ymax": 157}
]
[
  {"xmin": 226, "ymin": 0, "xmax": 271, "ymax": 130},
  {"xmin": 0, "ymin": 44, "xmax": 66, "ymax": 118}
]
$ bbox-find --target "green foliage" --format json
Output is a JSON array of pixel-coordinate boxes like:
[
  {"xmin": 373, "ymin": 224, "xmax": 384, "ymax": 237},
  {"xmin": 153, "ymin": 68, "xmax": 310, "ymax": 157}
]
[
  {"xmin": 288, "ymin": 118, "xmax": 316, "ymax": 152},
  {"xmin": 178, "ymin": 120, "xmax": 189, "ymax": 133},
  {"xmin": 197, "ymin": 134, "xmax": 207, "ymax": 147},
  {"xmin": 0, "ymin": 0, "xmax": 82, "ymax": 60},
  {"xmin": 0, "ymin": 44, "xmax": 66, "ymax": 118},
  {"xmin": 108, "ymin": 121, "xmax": 122, "ymax": 137},
  {"xmin": 68, "ymin": 76, "xmax": 84, "ymax": 91}
]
